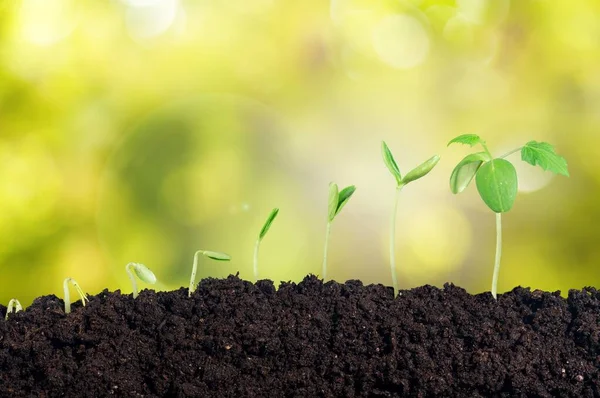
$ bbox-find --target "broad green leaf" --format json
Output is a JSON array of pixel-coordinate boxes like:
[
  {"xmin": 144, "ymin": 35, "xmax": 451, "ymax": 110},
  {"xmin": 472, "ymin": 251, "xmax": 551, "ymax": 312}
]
[
  {"xmin": 475, "ymin": 159, "xmax": 518, "ymax": 213},
  {"xmin": 258, "ymin": 208, "xmax": 279, "ymax": 240},
  {"xmin": 447, "ymin": 134, "xmax": 483, "ymax": 147},
  {"xmin": 449, "ymin": 152, "xmax": 490, "ymax": 194},
  {"xmin": 203, "ymin": 251, "xmax": 231, "ymax": 261},
  {"xmin": 381, "ymin": 141, "xmax": 402, "ymax": 186},
  {"xmin": 327, "ymin": 183, "xmax": 339, "ymax": 222},
  {"xmin": 335, "ymin": 185, "xmax": 356, "ymax": 217},
  {"xmin": 521, "ymin": 141, "xmax": 569, "ymax": 177},
  {"xmin": 402, "ymin": 155, "xmax": 440, "ymax": 185}
]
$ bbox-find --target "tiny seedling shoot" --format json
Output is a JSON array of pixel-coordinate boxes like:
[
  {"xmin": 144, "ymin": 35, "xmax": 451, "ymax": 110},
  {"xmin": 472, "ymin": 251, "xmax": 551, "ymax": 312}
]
[
  {"xmin": 323, "ymin": 182, "xmax": 356, "ymax": 281},
  {"xmin": 189, "ymin": 250, "xmax": 231, "ymax": 297},
  {"xmin": 448, "ymin": 134, "xmax": 569, "ymax": 299},
  {"xmin": 63, "ymin": 277, "xmax": 89, "ymax": 314},
  {"xmin": 5, "ymin": 298, "xmax": 22, "ymax": 320},
  {"xmin": 253, "ymin": 208, "xmax": 279, "ymax": 281},
  {"xmin": 381, "ymin": 141, "xmax": 440, "ymax": 297},
  {"xmin": 125, "ymin": 262, "xmax": 157, "ymax": 299}
]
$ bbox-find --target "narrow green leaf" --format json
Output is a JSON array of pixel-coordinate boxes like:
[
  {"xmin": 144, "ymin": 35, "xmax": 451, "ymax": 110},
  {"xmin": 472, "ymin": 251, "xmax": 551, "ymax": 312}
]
[
  {"xmin": 203, "ymin": 251, "xmax": 231, "ymax": 261},
  {"xmin": 258, "ymin": 208, "xmax": 279, "ymax": 240},
  {"xmin": 521, "ymin": 141, "xmax": 569, "ymax": 177},
  {"xmin": 381, "ymin": 141, "xmax": 402, "ymax": 186},
  {"xmin": 449, "ymin": 152, "xmax": 490, "ymax": 194},
  {"xmin": 475, "ymin": 159, "xmax": 518, "ymax": 213},
  {"xmin": 402, "ymin": 155, "xmax": 440, "ymax": 185},
  {"xmin": 328, "ymin": 183, "xmax": 339, "ymax": 222},
  {"xmin": 447, "ymin": 134, "xmax": 483, "ymax": 147},
  {"xmin": 335, "ymin": 185, "xmax": 356, "ymax": 217}
]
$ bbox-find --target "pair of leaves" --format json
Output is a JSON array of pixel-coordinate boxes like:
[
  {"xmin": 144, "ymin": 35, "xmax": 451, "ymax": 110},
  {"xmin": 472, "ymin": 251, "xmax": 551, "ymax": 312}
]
[
  {"xmin": 448, "ymin": 134, "xmax": 569, "ymax": 213},
  {"xmin": 381, "ymin": 141, "xmax": 440, "ymax": 188},
  {"xmin": 328, "ymin": 183, "xmax": 356, "ymax": 222},
  {"xmin": 258, "ymin": 208, "xmax": 279, "ymax": 241}
]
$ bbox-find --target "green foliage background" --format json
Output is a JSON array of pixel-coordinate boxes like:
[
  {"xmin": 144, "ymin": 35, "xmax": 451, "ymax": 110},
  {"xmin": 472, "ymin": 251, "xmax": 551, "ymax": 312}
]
[{"xmin": 1, "ymin": 0, "xmax": 598, "ymax": 305}]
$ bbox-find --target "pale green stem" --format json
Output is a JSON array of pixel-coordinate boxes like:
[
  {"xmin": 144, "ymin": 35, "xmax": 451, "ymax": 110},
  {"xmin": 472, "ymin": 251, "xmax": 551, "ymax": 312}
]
[
  {"xmin": 5, "ymin": 299, "xmax": 22, "ymax": 320},
  {"xmin": 253, "ymin": 239, "xmax": 260, "ymax": 281},
  {"xmin": 390, "ymin": 185, "xmax": 403, "ymax": 297},
  {"xmin": 500, "ymin": 147, "xmax": 522, "ymax": 159},
  {"xmin": 322, "ymin": 221, "xmax": 332, "ymax": 281},
  {"xmin": 189, "ymin": 251, "xmax": 201, "ymax": 297},
  {"xmin": 63, "ymin": 278, "xmax": 87, "ymax": 314},
  {"xmin": 125, "ymin": 263, "xmax": 138, "ymax": 299},
  {"xmin": 491, "ymin": 212, "xmax": 502, "ymax": 299}
]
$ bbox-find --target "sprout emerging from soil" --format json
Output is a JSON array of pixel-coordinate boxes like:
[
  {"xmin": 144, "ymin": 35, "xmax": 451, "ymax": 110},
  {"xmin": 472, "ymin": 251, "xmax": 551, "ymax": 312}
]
[
  {"xmin": 5, "ymin": 298, "xmax": 23, "ymax": 320},
  {"xmin": 448, "ymin": 134, "xmax": 569, "ymax": 299},
  {"xmin": 323, "ymin": 183, "xmax": 356, "ymax": 281},
  {"xmin": 125, "ymin": 262, "xmax": 157, "ymax": 299},
  {"xmin": 63, "ymin": 278, "xmax": 89, "ymax": 314},
  {"xmin": 253, "ymin": 208, "xmax": 279, "ymax": 281},
  {"xmin": 381, "ymin": 141, "xmax": 440, "ymax": 297},
  {"xmin": 189, "ymin": 250, "xmax": 231, "ymax": 297}
]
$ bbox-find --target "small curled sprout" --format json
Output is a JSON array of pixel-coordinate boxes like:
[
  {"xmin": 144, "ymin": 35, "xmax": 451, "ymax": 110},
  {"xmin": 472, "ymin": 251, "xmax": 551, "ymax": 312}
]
[
  {"xmin": 189, "ymin": 250, "xmax": 231, "ymax": 297},
  {"xmin": 63, "ymin": 278, "xmax": 89, "ymax": 314},
  {"xmin": 5, "ymin": 298, "xmax": 23, "ymax": 320},
  {"xmin": 125, "ymin": 262, "xmax": 157, "ymax": 299}
]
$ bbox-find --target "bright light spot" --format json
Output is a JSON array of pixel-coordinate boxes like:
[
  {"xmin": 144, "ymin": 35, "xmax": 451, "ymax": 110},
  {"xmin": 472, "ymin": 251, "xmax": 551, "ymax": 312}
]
[
  {"xmin": 457, "ymin": 0, "xmax": 510, "ymax": 26},
  {"xmin": 125, "ymin": 0, "xmax": 180, "ymax": 39},
  {"xmin": 17, "ymin": 0, "xmax": 79, "ymax": 46},
  {"xmin": 371, "ymin": 14, "xmax": 430, "ymax": 69},
  {"xmin": 404, "ymin": 206, "xmax": 471, "ymax": 278}
]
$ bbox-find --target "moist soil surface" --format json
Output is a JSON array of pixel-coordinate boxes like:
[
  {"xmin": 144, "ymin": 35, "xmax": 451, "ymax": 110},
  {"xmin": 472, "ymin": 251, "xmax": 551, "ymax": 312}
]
[{"xmin": 1, "ymin": 275, "xmax": 600, "ymax": 397}]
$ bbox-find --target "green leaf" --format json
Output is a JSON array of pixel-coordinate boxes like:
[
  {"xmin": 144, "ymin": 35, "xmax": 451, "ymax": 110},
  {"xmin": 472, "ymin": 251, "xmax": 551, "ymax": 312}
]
[
  {"xmin": 521, "ymin": 141, "xmax": 569, "ymax": 177},
  {"xmin": 449, "ymin": 152, "xmax": 490, "ymax": 194},
  {"xmin": 203, "ymin": 251, "xmax": 231, "ymax": 261},
  {"xmin": 133, "ymin": 263, "xmax": 157, "ymax": 284},
  {"xmin": 447, "ymin": 134, "xmax": 483, "ymax": 147},
  {"xmin": 381, "ymin": 141, "xmax": 402, "ymax": 185},
  {"xmin": 258, "ymin": 208, "xmax": 279, "ymax": 240},
  {"xmin": 475, "ymin": 159, "xmax": 518, "ymax": 213},
  {"xmin": 335, "ymin": 185, "xmax": 356, "ymax": 217},
  {"xmin": 327, "ymin": 183, "xmax": 339, "ymax": 222},
  {"xmin": 402, "ymin": 155, "xmax": 440, "ymax": 185}
]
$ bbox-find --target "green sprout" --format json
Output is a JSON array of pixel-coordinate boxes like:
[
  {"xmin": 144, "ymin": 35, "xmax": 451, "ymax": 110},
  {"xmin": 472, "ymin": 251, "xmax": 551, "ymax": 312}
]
[
  {"xmin": 381, "ymin": 141, "xmax": 440, "ymax": 297},
  {"xmin": 63, "ymin": 277, "xmax": 89, "ymax": 314},
  {"xmin": 253, "ymin": 208, "xmax": 279, "ymax": 281},
  {"xmin": 5, "ymin": 298, "xmax": 23, "ymax": 320},
  {"xmin": 323, "ymin": 182, "xmax": 356, "ymax": 281},
  {"xmin": 189, "ymin": 250, "xmax": 231, "ymax": 297},
  {"xmin": 125, "ymin": 262, "xmax": 157, "ymax": 299},
  {"xmin": 448, "ymin": 134, "xmax": 569, "ymax": 299}
]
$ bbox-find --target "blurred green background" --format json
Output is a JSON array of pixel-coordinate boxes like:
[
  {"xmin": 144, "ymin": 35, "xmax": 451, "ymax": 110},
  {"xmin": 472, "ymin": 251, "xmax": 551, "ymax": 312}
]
[{"xmin": 1, "ymin": 0, "xmax": 599, "ymax": 306}]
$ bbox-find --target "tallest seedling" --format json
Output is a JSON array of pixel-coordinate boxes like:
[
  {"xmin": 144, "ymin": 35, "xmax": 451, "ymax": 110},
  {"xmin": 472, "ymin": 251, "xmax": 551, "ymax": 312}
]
[
  {"xmin": 381, "ymin": 141, "xmax": 440, "ymax": 297},
  {"xmin": 448, "ymin": 134, "xmax": 569, "ymax": 299}
]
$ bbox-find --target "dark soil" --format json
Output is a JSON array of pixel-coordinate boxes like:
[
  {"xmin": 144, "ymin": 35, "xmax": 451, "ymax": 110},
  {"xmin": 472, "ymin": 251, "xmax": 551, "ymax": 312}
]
[{"xmin": 1, "ymin": 275, "xmax": 599, "ymax": 397}]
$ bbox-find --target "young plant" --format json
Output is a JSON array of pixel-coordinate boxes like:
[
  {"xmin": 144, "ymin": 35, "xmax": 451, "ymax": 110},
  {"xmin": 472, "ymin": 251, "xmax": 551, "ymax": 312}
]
[
  {"xmin": 125, "ymin": 262, "xmax": 157, "ymax": 299},
  {"xmin": 323, "ymin": 183, "xmax": 356, "ymax": 281},
  {"xmin": 448, "ymin": 134, "xmax": 569, "ymax": 299},
  {"xmin": 253, "ymin": 208, "xmax": 279, "ymax": 281},
  {"xmin": 189, "ymin": 250, "xmax": 231, "ymax": 297},
  {"xmin": 381, "ymin": 141, "xmax": 440, "ymax": 297},
  {"xmin": 63, "ymin": 277, "xmax": 89, "ymax": 314},
  {"xmin": 5, "ymin": 298, "xmax": 23, "ymax": 320}
]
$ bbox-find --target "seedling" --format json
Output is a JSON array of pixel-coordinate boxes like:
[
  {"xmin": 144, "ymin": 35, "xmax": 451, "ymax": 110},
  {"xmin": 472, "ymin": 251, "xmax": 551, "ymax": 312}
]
[
  {"xmin": 323, "ymin": 183, "xmax": 356, "ymax": 281},
  {"xmin": 63, "ymin": 277, "xmax": 89, "ymax": 314},
  {"xmin": 5, "ymin": 298, "xmax": 22, "ymax": 320},
  {"xmin": 381, "ymin": 141, "xmax": 440, "ymax": 296},
  {"xmin": 448, "ymin": 134, "xmax": 569, "ymax": 299},
  {"xmin": 189, "ymin": 250, "xmax": 231, "ymax": 297},
  {"xmin": 125, "ymin": 262, "xmax": 157, "ymax": 299},
  {"xmin": 253, "ymin": 208, "xmax": 279, "ymax": 281}
]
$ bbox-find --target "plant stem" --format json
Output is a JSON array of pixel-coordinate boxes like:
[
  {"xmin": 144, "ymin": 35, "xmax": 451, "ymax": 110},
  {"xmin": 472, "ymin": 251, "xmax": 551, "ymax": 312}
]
[
  {"xmin": 253, "ymin": 239, "xmax": 260, "ymax": 281},
  {"xmin": 189, "ymin": 251, "xmax": 201, "ymax": 297},
  {"xmin": 125, "ymin": 263, "xmax": 138, "ymax": 298},
  {"xmin": 390, "ymin": 185, "xmax": 403, "ymax": 297},
  {"xmin": 499, "ymin": 147, "xmax": 523, "ymax": 159},
  {"xmin": 491, "ymin": 212, "xmax": 502, "ymax": 299},
  {"xmin": 322, "ymin": 221, "xmax": 332, "ymax": 281}
]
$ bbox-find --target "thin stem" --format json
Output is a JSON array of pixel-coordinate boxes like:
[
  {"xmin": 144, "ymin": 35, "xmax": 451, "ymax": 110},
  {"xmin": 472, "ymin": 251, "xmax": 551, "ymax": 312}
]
[
  {"xmin": 499, "ymin": 147, "xmax": 522, "ymax": 159},
  {"xmin": 480, "ymin": 141, "xmax": 493, "ymax": 159},
  {"xmin": 390, "ymin": 185, "xmax": 403, "ymax": 297},
  {"xmin": 63, "ymin": 279, "xmax": 71, "ymax": 314},
  {"xmin": 491, "ymin": 212, "xmax": 502, "ymax": 299},
  {"xmin": 125, "ymin": 263, "xmax": 138, "ymax": 298},
  {"xmin": 189, "ymin": 251, "xmax": 201, "ymax": 297},
  {"xmin": 253, "ymin": 239, "xmax": 260, "ymax": 281},
  {"xmin": 322, "ymin": 221, "xmax": 332, "ymax": 281}
]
